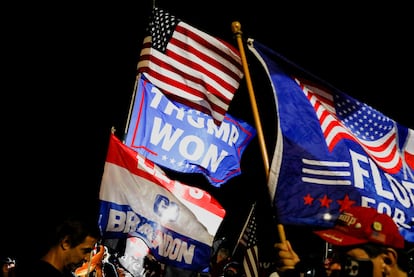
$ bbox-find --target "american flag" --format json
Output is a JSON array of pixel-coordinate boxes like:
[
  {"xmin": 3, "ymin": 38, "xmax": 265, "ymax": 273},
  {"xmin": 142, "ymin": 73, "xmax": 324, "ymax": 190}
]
[
  {"xmin": 238, "ymin": 203, "xmax": 259, "ymax": 277},
  {"xmin": 138, "ymin": 7, "xmax": 244, "ymax": 125},
  {"xmin": 296, "ymin": 78, "xmax": 402, "ymax": 174},
  {"xmin": 248, "ymin": 39, "xmax": 414, "ymax": 243}
]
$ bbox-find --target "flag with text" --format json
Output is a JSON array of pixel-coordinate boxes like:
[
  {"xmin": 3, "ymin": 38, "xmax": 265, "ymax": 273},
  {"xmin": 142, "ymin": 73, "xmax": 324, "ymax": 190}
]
[
  {"xmin": 125, "ymin": 75, "xmax": 256, "ymax": 187},
  {"xmin": 248, "ymin": 39, "xmax": 414, "ymax": 242},
  {"xmin": 98, "ymin": 133, "xmax": 226, "ymax": 271}
]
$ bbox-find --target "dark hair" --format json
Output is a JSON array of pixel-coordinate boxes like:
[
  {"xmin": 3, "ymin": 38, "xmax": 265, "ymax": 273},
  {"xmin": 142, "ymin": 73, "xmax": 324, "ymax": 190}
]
[
  {"xmin": 332, "ymin": 243, "xmax": 386, "ymax": 259},
  {"xmin": 335, "ymin": 243, "xmax": 410, "ymax": 273},
  {"xmin": 49, "ymin": 217, "xmax": 101, "ymax": 248},
  {"xmin": 354, "ymin": 243, "xmax": 410, "ymax": 273},
  {"xmin": 222, "ymin": 261, "xmax": 244, "ymax": 277},
  {"xmin": 357, "ymin": 243, "xmax": 387, "ymax": 258}
]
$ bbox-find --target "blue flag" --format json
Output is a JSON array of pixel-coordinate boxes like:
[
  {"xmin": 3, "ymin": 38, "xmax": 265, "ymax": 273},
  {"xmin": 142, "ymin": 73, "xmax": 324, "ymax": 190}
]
[
  {"xmin": 125, "ymin": 75, "xmax": 256, "ymax": 187},
  {"xmin": 248, "ymin": 39, "xmax": 414, "ymax": 242}
]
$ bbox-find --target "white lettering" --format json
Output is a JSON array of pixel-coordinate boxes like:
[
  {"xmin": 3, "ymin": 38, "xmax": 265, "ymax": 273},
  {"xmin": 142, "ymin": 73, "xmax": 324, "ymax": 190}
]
[
  {"xmin": 155, "ymin": 228, "xmax": 195, "ymax": 264},
  {"xmin": 124, "ymin": 210, "xmax": 140, "ymax": 233},
  {"xmin": 148, "ymin": 117, "xmax": 229, "ymax": 173},
  {"xmin": 164, "ymin": 101, "xmax": 185, "ymax": 120},
  {"xmin": 137, "ymin": 154, "xmax": 171, "ymax": 185},
  {"xmin": 179, "ymin": 135, "xmax": 204, "ymax": 160},
  {"xmin": 150, "ymin": 87, "xmax": 185, "ymax": 120},
  {"xmin": 350, "ymin": 150, "xmax": 369, "ymax": 189},
  {"xmin": 384, "ymin": 174, "xmax": 411, "ymax": 208},
  {"xmin": 350, "ymin": 150, "xmax": 413, "ymax": 208},
  {"xmin": 106, "ymin": 209, "xmax": 126, "ymax": 232},
  {"xmin": 369, "ymin": 159, "xmax": 394, "ymax": 200},
  {"xmin": 151, "ymin": 117, "xmax": 184, "ymax": 151},
  {"xmin": 402, "ymin": 179, "xmax": 414, "ymax": 207},
  {"xmin": 150, "ymin": 86, "xmax": 163, "ymax": 109},
  {"xmin": 201, "ymin": 144, "xmax": 228, "ymax": 172},
  {"xmin": 150, "ymin": 84, "xmax": 240, "ymax": 146},
  {"xmin": 106, "ymin": 209, "xmax": 197, "ymax": 265},
  {"xmin": 187, "ymin": 114, "xmax": 205, "ymax": 128},
  {"xmin": 360, "ymin": 196, "xmax": 376, "ymax": 207}
]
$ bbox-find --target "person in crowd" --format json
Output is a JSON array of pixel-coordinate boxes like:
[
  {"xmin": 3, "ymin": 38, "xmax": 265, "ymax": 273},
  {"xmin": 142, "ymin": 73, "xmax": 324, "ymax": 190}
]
[
  {"xmin": 273, "ymin": 206, "xmax": 410, "ymax": 277},
  {"xmin": 210, "ymin": 247, "xmax": 232, "ymax": 277},
  {"xmin": 322, "ymin": 255, "xmax": 341, "ymax": 277},
  {"xmin": 220, "ymin": 261, "xmax": 245, "ymax": 277},
  {"xmin": 21, "ymin": 216, "xmax": 102, "ymax": 277},
  {"xmin": 1, "ymin": 257, "xmax": 16, "ymax": 277}
]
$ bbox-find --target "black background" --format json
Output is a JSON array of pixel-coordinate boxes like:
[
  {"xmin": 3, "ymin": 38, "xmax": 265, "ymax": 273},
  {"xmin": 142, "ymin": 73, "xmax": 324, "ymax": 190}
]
[{"xmin": 2, "ymin": 1, "xmax": 413, "ymax": 268}]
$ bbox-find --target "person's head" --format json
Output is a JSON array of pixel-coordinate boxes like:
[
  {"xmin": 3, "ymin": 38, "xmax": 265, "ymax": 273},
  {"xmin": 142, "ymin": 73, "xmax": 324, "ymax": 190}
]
[
  {"xmin": 46, "ymin": 217, "xmax": 102, "ymax": 272},
  {"xmin": 1, "ymin": 257, "xmax": 16, "ymax": 277},
  {"xmin": 221, "ymin": 261, "xmax": 244, "ymax": 277},
  {"xmin": 313, "ymin": 206, "xmax": 407, "ymax": 277},
  {"xmin": 323, "ymin": 255, "xmax": 341, "ymax": 277},
  {"xmin": 216, "ymin": 247, "xmax": 231, "ymax": 264}
]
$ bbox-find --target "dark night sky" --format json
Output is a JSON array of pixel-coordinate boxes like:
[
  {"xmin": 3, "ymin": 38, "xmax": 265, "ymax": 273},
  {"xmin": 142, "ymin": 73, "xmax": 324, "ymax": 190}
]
[{"xmin": 2, "ymin": 1, "xmax": 413, "ymax": 265}]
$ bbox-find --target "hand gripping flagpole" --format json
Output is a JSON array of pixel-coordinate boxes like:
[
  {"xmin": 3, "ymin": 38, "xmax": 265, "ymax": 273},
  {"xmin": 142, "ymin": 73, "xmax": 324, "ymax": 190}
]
[{"xmin": 231, "ymin": 21, "xmax": 286, "ymax": 244}]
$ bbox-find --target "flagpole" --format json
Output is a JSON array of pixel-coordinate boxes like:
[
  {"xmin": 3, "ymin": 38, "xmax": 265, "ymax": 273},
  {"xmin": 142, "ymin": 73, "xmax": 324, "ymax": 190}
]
[
  {"xmin": 123, "ymin": 72, "xmax": 141, "ymax": 142},
  {"xmin": 232, "ymin": 22, "xmax": 269, "ymax": 176},
  {"xmin": 231, "ymin": 21, "xmax": 286, "ymax": 244},
  {"xmin": 231, "ymin": 202, "xmax": 256, "ymax": 257}
]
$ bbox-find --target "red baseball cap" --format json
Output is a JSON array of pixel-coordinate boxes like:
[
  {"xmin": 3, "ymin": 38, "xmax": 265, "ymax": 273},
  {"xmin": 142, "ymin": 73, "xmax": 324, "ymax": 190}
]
[{"xmin": 313, "ymin": 206, "xmax": 404, "ymax": 249}]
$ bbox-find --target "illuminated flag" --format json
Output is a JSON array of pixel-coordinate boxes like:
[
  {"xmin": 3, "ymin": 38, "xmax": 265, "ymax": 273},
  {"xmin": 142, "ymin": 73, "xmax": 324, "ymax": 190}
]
[
  {"xmin": 296, "ymin": 79, "xmax": 401, "ymax": 174},
  {"xmin": 248, "ymin": 39, "xmax": 414, "ymax": 242},
  {"xmin": 98, "ymin": 133, "xmax": 226, "ymax": 271},
  {"xmin": 124, "ymin": 75, "xmax": 256, "ymax": 187},
  {"xmin": 138, "ymin": 7, "xmax": 244, "ymax": 125}
]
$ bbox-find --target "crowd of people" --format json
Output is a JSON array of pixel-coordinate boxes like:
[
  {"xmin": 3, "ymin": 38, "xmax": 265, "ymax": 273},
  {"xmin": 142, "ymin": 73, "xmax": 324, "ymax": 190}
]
[
  {"xmin": 1, "ymin": 206, "xmax": 413, "ymax": 277},
  {"xmin": 273, "ymin": 206, "xmax": 413, "ymax": 277}
]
